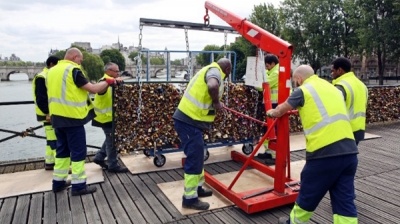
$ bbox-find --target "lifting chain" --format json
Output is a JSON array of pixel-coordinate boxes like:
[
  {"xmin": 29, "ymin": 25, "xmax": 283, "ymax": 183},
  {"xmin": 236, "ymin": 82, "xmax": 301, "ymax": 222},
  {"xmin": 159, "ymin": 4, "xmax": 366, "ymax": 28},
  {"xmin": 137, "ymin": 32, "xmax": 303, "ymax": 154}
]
[
  {"xmin": 136, "ymin": 24, "xmax": 144, "ymax": 122},
  {"xmin": 204, "ymin": 8, "xmax": 210, "ymax": 26},
  {"xmin": 223, "ymin": 30, "xmax": 228, "ymax": 58},
  {"xmin": 185, "ymin": 28, "xmax": 192, "ymax": 79}
]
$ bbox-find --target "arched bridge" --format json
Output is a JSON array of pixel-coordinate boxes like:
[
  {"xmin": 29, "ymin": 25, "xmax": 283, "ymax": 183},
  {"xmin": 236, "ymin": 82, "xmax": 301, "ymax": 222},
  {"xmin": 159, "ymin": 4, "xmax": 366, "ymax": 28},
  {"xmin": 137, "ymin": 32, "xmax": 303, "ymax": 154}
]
[
  {"xmin": 0, "ymin": 64, "xmax": 200, "ymax": 81},
  {"xmin": 0, "ymin": 66, "xmax": 43, "ymax": 81}
]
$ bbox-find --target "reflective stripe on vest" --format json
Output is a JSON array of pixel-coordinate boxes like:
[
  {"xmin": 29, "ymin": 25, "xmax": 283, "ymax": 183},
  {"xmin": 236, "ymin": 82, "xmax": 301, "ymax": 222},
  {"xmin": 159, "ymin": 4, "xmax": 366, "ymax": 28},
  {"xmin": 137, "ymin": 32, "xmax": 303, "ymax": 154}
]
[
  {"xmin": 301, "ymin": 83, "xmax": 350, "ymax": 136},
  {"xmin": 93, "ymin": 74, "xmax": 113, "ymax": 123},
  {"xmin": 48, "ymin": 65, "xmax": 87, "ymax": 108},
  {"xmin": 32, "ymin": 68, "xmax": 47, "ymax": 121},
  {"xmin": 178, "ymin": 62, "xmax": 225, "ymax": 122},
  {"xmin": 337, "ymin": 80, "xmax": 366, "ymax": 120}
]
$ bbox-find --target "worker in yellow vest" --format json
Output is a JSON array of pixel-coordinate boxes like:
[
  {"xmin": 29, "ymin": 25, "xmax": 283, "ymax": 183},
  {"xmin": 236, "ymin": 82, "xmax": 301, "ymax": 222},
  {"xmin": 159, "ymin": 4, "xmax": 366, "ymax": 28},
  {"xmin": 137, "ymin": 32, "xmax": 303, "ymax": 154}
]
[
  {"xmin": 257, "ymin": 54, "xmax": 279, "ymax": 164},
  {"xmin": 266, "ymin": 65, "xmax": 358, "ymax": 224},
  {"xmin": 32, "ymin": 56, "xmax": 60, "ymax": 170},
  {"xmin": 331, "ymin": 57, "xmax": 368, "ymax": 145},
  {"xmin": 47, "ymin": 48, "xmax": 120, "ymax": 195},
  {"xmin": 92, "ymin": 62, "xmax": 128, "ymax": 173},
  {"xmin": 173, "ymin": 58, "xmax": 232, "ymax": 211}
]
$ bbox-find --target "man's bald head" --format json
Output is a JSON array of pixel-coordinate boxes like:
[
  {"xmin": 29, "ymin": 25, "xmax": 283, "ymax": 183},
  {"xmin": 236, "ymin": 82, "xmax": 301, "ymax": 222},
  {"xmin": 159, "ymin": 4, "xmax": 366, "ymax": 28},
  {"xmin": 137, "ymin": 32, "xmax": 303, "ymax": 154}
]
[
  {"xmin": 65, "ymin": 47, "xmax": 83, "ymax": 65},
  {"xmin": 293, "ymin": 65, "xmax": 314, "ymax": 86},
  {"xmin": 217, "ymin": 58, "xmax": 232, "ymax": 78}
]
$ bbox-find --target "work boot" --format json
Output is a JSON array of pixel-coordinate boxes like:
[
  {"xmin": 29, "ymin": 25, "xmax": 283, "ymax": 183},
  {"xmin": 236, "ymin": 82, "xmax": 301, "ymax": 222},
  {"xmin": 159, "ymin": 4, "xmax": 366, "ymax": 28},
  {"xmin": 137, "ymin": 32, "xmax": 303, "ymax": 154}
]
[
  {"xmin": 52, "ymin": 180, "xmax": 71, "ymax": 193},
  {"xmin": 278, "ymin": 217, "xmax": 290, "ymax": 224},
  {"xmin": 71, "ymin": 186, "xmax": 97, "ymax": 196},
  {"xmin": 45, "ymin": 163, "xmax": 55, "ymax": 171},
  {"xmin": 198, "ymin": 187, "xmax": 213, "ymax": 197},
  {"xmin": 264, "ymin": 158, "xmax": 276, "ymax": 165},
  {"xmin": 108, "ymin": 166, "xmax": 129, "ymax": 173},
  {"xmin": 182, "ymin": 200, "xmax": 210, "ymax": 210},
  {"xmin": 93, "ymin": 158, "xmax": 108, "ymax": 170},
  {"xmin": 257, "ymin": 152, "xmax": 273, "ymax": 159}
]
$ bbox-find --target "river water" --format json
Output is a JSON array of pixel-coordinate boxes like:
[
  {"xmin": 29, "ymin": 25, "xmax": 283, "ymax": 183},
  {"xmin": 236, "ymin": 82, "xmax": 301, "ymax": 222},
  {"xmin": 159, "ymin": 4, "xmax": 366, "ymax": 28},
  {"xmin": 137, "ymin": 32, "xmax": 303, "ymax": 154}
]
[{"xmin": 0, "ymin": 74, "xmax": 102, "ymax": 163}]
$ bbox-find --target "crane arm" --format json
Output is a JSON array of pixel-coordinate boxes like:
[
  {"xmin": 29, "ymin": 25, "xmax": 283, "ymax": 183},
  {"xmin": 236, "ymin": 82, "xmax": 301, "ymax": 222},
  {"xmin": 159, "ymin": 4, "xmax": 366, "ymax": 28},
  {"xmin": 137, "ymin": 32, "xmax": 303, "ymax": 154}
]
[{"xmin": 204, "ymin": 1, "xmax": 292, "ymax": 59}]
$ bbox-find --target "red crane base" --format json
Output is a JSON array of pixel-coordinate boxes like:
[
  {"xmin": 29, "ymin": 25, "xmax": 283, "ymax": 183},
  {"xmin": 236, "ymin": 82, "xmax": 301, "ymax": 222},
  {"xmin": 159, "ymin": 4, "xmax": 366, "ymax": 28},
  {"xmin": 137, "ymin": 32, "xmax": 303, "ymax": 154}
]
[{"xmin": 204, "ymin": 151, "xmax": 299, "ymax": 214}]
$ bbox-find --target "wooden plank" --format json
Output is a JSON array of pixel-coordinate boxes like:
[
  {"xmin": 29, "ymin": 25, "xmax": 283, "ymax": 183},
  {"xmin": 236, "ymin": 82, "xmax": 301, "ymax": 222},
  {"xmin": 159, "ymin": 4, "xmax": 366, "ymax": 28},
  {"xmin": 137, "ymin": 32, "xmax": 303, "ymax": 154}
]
[
  {"xmin": 28, "ymin": 193, "xmax": 43, "ymax": 224},
  {"xmin": 3, "ymin": 165, "xmax": 14, "ymax": 174},
  {"xmin": 106, "ymin": 172, "xmax": 147, "ymax": 224},
  {"xmin": 81, "ymin": 192, "xmax": 102, "ymax": 224},
  {"xmin": 131, "ymin": 174, "xmax": 172, "ymax": 223},
  {"xmin": 212, "ymin": 210, "xmax": 241, "ymax": 224},
  {"xmin": 156, "ymin": 170, "xmax": 175, "ymax": 182},
  {"xmin": 101, "ymin": 172, "xmax": 132, "ymax": 224},
  {"xmin": 0, "ymin": 197, "xmax": 16, "ymax": 224},
  {"xmin": 25, "ymin": 162, "xmax": 35, "ymax": 171},
  {"xmin": 140, "ymin": 173, "xmax": 183, "ymax": 221},
  {"xmin": 69, "ymin": 192, "xmax": 87, "ymax": 224},
  {"xmin": 0, "ymin": 165, "xmax": 5, "ymax": 174},
  {"xmin": 91, "ymin": 183, "xmax": 117, "ymax": 224},
  {"xmin": 203, "ymin": 211, "xmax": 231, "ymax": 224},
  {"xmin": 223, "ymin": 207, "xmax": 257, "ymax": 223},
  {"xmin": 189, "ymin": 214, "xmax": 210, "ymax": 223},
  {"xmin": 11, "ymin": 195, "xmax": 30, "ymax": 224},
  {"xmin": 43, "ymin": 191, "xmax": 57, "ymax": 224},
  {"xmin": 13, "ymin": 164, "xmax": 25, "ymax": 172},
  {"xmin": 165, "ymin": 169, "xmax": 183, "ymax": 181},
  {"xmin": 120, "ymin": 173, "xmax": 162, "ymax": 224},
  {"xmin": 56, "ymin": 190, "xmax": 72, "ymax": 224}
]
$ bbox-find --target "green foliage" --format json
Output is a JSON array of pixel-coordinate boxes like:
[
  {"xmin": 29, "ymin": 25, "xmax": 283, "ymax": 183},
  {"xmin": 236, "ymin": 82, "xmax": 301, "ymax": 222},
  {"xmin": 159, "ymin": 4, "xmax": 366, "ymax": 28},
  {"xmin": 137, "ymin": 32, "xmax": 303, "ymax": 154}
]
[
  {"xmin": 100, "ymin": 49, "xmax": 126, "ymax": 71},
  {"xmin": 81, "ymin": 52, "xmax": 104, "ymax": 82},
  {"xmin": 53, "ymin": 50, "xmax": 66, "ymax": 60},
  {"xmin": 249, "ymin": 3, "xmax": 282, "ymax": 37},
  {"xmin": 128, "ymin": 51, "xmax": 148, "ymax": 64},
  {"xmin": 196, "ymin": 45, "xmax": 225, "ymax": 66},
  {"xmin": 150, "ymin": 57, "xmax": 165, "ymax": 65},
  {"xmin": 171, "ymin": 59, "xmax": 182, "ymax": 65},
  {"xmin": 228, "ymin": 37, "xmax": 256, "ymax": 80}
]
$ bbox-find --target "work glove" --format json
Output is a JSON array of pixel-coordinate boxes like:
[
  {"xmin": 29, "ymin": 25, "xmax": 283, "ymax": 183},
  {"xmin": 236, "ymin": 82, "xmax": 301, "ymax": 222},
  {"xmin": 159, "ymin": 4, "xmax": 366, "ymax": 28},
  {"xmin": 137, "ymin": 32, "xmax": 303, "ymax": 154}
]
[{"xmin": 105, "ymin": 78, "xmax": 117, "ymax": 86}]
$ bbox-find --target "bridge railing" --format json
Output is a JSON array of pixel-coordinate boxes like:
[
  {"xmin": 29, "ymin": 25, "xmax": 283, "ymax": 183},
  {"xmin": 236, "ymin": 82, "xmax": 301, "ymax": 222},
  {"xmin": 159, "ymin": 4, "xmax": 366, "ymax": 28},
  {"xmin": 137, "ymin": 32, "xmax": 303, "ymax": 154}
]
[{"xmin": 133, "ymin": 50, "xmax": 237, "ymax": 82}]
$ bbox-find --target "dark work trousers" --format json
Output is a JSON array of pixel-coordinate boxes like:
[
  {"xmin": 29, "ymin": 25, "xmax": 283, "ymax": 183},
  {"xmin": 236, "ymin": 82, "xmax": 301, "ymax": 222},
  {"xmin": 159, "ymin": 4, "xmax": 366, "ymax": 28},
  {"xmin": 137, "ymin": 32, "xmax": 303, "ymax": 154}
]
[
  {"xmin": 297, "ymin": 154, "xmax": 358, "ymax": 217},
  {"xmin": 53, "ymin": 126, "xmax": 87, "ymax": 191},
  {"xmin": 174, "ymin": 119, "xmax": 204, "ymax": 174}
]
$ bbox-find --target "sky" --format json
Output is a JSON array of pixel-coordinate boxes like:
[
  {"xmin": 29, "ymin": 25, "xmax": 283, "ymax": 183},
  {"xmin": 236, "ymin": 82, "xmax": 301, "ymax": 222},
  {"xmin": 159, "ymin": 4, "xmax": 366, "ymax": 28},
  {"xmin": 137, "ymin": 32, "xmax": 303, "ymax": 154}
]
[{"xmin": 0, "ymin": 0, "xmax": 279, "ymax": 62}]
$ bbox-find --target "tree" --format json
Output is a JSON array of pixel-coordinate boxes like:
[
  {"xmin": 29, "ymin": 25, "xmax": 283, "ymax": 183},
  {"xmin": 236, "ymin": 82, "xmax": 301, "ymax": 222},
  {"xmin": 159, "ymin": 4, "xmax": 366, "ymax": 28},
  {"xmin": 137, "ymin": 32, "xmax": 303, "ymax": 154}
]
[
  {"xmin": 355, "ymin": 0, "xmax": 400, "ymax": 84},
  {"xmin": 128, "ymin": 51, "xmax": 148, "ymax": 65},
  {"xmin": 100, "ymin": 49, "xmax": 126, "ymax": 71},
  {"xmin": 81, "ymin": 52, "xmax": 104, "ymax": 81},
  {"xmin": 249, "ymin": 3, "xmax": 282, "ymax": 37},
  {"xmin": 196, "ymin": 45, "xmax": 225, "ymax": 66},
  {"xmin": 171, "ymin": 59, "xmax": 182, "ymax": 66}
]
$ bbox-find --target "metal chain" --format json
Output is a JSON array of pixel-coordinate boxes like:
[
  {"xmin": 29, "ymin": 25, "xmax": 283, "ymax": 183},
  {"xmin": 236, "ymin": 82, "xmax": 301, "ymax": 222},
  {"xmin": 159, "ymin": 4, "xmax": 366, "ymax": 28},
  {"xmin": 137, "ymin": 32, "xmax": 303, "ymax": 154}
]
[
  {"xmin": 185, "ymin": 28, "xmax": 192, "ymax": 79},
  {"xmin": 136, "ymin": 25, "xmax": 144, "ymax": 122},
  {"xmin": 223, "ymin": 30, "xmax": 228, "ymax": 58}
]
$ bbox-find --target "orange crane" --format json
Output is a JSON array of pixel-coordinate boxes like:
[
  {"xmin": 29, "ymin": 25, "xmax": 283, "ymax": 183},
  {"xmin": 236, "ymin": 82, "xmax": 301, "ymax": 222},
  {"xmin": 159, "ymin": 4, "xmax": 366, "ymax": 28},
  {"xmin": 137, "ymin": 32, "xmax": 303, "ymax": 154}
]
[{"xmin": 203, "ymin": 1, "xmax": 298, "ymax": 214}]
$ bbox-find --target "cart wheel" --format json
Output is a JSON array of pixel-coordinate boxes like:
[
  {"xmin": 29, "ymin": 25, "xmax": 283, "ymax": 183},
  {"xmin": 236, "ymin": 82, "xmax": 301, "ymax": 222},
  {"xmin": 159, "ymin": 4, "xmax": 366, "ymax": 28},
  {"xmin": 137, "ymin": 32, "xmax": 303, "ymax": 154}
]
[
  {"xmin": 204, "ymin": 150, "xmax": 210, "ymax": 161},
  {"xmin": 242, "ymin": 143, "xmax": 253, "ymax": 155},
  {"xmin": 143, "ymin": 149, "xmax": 151, "ymax": 156},
  {"xmin": 153, "ymin": 154, "xmax": 166, "ymax": 167}
]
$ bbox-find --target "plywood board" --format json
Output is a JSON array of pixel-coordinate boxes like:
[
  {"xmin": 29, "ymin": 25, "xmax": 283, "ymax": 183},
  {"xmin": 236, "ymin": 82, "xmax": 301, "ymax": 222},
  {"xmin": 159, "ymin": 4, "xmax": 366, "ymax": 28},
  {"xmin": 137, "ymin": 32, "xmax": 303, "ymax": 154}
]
[
  {"xmin": 0, "ymin": 163, "xmax": 104, "ymax": 199},
  {"xmin": 158, "ymin": 160, "xmax": 306, "ymax": 215}
]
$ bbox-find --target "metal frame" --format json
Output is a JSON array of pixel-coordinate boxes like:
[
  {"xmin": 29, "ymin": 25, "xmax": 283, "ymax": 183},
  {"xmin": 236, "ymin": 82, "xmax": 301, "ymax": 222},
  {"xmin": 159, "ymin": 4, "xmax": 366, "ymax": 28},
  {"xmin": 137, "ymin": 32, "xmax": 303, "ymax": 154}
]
[{"xmin": 203, "ymin": 0, "xmax": 297, "ymax": 214}]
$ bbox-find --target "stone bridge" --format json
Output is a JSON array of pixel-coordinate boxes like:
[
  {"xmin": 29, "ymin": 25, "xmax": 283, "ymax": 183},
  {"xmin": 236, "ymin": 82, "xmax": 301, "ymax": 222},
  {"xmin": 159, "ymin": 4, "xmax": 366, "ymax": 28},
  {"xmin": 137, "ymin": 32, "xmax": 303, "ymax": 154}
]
[
  {"xmin": 0, "ymin": 64, "xmax": 201, "ymax": 81},
  {"xmin": 0, "ymin": 66, "xmax": 43, "ymax": 81}
]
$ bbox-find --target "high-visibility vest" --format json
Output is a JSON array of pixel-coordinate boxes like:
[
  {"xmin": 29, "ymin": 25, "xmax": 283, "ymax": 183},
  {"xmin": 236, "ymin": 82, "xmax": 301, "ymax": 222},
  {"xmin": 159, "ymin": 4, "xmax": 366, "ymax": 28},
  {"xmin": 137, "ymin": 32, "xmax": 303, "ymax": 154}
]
[
  {"xmin": 298, "ymin": 75, "xmax": 354, "ymax": 152},
  {"xmin": 178, "ymin": 62, "xmax": 226, "ymax": 122},
  {"xmin": 93, "ymin": 74, "xmax": 113, "ymax": 124},
  {"xmin": 32, "ymin": 67, "xmax": 48, "ymax": 121},
  {"xmin": 266, "ymin": 63, "xmax": 279, "ymax": 104},
  {"xmin": 332, "ymin": 72, "xmax": 368, "ymax": 133},
  {"xmin": 47, "ymin": 60, "xmax": 91, "ymax": 119}
]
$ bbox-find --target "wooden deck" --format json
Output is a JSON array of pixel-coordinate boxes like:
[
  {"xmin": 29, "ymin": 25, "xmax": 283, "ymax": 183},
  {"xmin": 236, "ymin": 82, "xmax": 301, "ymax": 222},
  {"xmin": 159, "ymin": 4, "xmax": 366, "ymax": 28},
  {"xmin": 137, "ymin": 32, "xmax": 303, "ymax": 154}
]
[{"xmin": 0, "ymin": 121, "xmax": 399, "ymax": 224}]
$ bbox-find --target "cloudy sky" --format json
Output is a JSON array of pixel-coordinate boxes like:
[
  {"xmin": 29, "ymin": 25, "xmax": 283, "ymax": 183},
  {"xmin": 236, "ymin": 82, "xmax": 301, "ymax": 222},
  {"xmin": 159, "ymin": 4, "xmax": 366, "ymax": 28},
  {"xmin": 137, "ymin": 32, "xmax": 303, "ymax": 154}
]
[{"xmin": 0, "ymin": 0, "xmax": 279, "ymax": 62}]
